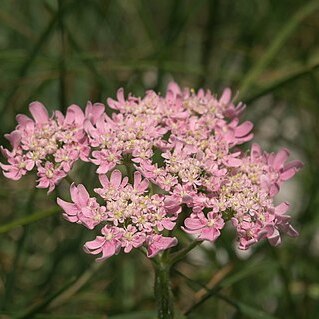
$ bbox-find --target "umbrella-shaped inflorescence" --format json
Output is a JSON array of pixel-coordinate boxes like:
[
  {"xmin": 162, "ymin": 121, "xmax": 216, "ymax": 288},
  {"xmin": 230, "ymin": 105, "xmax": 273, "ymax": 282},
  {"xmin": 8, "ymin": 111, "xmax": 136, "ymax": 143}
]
[{"xmin": 1, "ymin": 83, "xmax": 303, "ymax": 260}]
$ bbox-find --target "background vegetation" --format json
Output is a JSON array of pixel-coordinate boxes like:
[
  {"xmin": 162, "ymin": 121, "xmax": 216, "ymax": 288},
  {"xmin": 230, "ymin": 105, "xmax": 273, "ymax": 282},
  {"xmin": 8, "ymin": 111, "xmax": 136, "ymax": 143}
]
[{"xmin": 0, "ymin": 0, "xmax": 318, "ymax": 318}]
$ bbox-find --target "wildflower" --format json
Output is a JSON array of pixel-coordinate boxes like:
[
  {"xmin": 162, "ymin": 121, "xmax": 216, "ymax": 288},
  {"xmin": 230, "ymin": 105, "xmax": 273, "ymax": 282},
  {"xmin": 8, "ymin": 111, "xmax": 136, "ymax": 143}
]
[
  {"xmin": 57, "ymin": 183, "xmax": 106, "ymax": 229},
  {"xmin": 1, "ymin": 82, "xmax": 303, "ymax": 258},
  {"xmin": 183, "ymin": 211, "xmax": 225, "ymax": 241},
  {"xmin": 83, "ymin": 226, "xmax": 123, "ymax": 262}
]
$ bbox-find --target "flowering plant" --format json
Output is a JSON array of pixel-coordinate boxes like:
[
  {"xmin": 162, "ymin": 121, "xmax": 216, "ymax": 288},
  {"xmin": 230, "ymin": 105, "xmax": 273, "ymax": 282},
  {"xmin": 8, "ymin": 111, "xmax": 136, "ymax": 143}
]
[{"xmin": 0, "ymin": 82, "xmax": 302, "ymax": 318}]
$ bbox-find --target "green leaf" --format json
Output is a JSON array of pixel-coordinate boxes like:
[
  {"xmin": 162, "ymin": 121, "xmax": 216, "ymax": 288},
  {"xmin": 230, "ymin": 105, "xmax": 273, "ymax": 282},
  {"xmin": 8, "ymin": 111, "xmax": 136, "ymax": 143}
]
[
  {"xmin": 15, "ymin": 262, "xmax": 102, "ymax": 318},
  {"xmin": 238, "ymin": 0, "xmax": 319, "ymax": 100},
  {"xmin": 16, "ymin": 278, "xmax": 80, "ymax": 319},
  {"xmin": 0, "ymin": 207, "xmax": 59, "ymax": 234},
  {"xmin": 213, "ymin": 292, "xmax": 279, "ymax": 319},
  {"xmin": 244, "ymin": 57, "xmax": 319, "ymax": 103},
  {"xmin": 0, "ymin": 0, "xmax": 82, "ymax": 120},
  {"xmin": 220, "ymin": 260, "xmax": 278, "ymax": 289},
  {"xmin": 237, "ymin": 301, "xmax": 278, "ymax": 319}
]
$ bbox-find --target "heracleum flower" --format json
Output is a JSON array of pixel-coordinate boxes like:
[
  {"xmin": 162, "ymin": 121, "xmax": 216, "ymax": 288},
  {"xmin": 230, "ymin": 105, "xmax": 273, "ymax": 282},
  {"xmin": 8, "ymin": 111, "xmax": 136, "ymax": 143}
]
[{"xmin": 1, "ymin": 82, "xmax": 303, "ymax": 260}]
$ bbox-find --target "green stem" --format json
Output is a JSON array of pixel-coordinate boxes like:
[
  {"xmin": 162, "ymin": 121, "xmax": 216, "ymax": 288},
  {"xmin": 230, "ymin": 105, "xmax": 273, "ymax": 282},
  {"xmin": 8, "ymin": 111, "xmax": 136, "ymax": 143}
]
[
  {"xmin": 0, "ymin": 207, "xmax": 59, "ymax": 234},
  {"xmin": 170, "ymin": 239, "xmax": 201, "ymax": 266},
  {"xmin": 153, "ymin": 255, "xmax": 174, "ymax": 319},
  {"xmin": 65, "ymin": 175, "xmax": 75, "ymax": 185},
  {"xmin": 237, "ymin": 0, "xmax": 319, "ymax": 100},
  {"xmin": 58, "ymin": 0, "xmax": 68, "ymax": 112}
]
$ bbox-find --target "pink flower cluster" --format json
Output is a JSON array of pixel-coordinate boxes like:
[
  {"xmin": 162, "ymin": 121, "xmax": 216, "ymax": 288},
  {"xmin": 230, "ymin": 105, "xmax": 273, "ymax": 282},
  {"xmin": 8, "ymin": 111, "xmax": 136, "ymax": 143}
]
[
  {"xmin": 0, "ymin": 101, "xmax": 104, "ymax": 192},
  {"xmin": 1, "ymin": 83, "xmax": 303, "ymax": 260},
  {"xmin": 57, "ymin": 170, "xmax": 178, "ymax": 261}
]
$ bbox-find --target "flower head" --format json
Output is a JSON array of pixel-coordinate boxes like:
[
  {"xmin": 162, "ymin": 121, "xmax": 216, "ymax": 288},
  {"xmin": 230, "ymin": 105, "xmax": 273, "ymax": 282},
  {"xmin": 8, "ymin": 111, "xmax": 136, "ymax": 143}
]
[{"xmin": 2, "ymin": 82, "xmax": 303, "ymax": 260}]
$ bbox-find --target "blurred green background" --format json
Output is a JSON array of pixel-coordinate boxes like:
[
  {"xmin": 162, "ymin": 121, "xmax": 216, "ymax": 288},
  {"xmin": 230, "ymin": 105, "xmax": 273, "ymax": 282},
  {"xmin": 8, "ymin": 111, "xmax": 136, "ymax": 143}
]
[{"xmin": 0, "ymin": 0, "xmax": 319, "ymax": 318}]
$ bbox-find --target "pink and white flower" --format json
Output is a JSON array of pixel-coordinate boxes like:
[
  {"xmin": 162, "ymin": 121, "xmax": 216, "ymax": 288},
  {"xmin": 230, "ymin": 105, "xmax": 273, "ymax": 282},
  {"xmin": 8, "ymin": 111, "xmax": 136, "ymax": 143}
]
[
  {"xmin": 1, "ymin": 82, "xmax": 303, "ymax": 259},
  {"xmin": 83, "ymin": 226, "xmax": 123, "ymax": 262},
  {"xmin": 183, "ymin": 211, "xmax": 225, "ymax": 241}
]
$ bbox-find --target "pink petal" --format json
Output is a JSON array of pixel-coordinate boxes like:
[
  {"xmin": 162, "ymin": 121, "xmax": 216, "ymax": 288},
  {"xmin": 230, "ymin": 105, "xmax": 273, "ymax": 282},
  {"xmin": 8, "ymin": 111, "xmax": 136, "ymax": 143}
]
[
  {"xmin": 251, "ymin": 143, "xmax": 262, "ymax": 160},
  {"xmin": 184, "ymin": 217, "xmax": 205, "ymax": 230},
  {"xmin": 280, "ymin": 168, "xmax": 297, "ymax": 181},
  {"xmin": 2, "ymin": 169, "xmax": 21, "ymax": 180},
  {"xmin": 121, "ymin": 176, "xmax": 129, "ymax": 188},
  {"xmin": 133, "ymin": 171, "xmax": 142, "ymax": 189},
  {"xmin": 0, "ymin": 162, "xmax": 12, "ymax": 171},
  {"xmin": 116, "ymin": 88, "xmax": 125, "ymax": 103},
  {"xmin": 84, "ymin": 237, "xmax": 105, "ymax": 250},
  {"xmin": 220, "ymin": 88, "xmax": 231, "ymax": 104},
  {"xmin": 1, "ymin": 147, "xmax": 11, "ymax": 158},
  {"xmin": 70, "ymin": 184, "xmax": 89, "ymax": 206},
  {"xmin": 132, "ymin": 233, "xmax": 146, "ymax": 248},
  {"xmin": 285, "ymin": 160, "xmax": 303, "ymax": 171},
  {"xmin": 63, "ymin": 214, "xmax": 78, "ymax": 223},
  {"xmin": 273, "ymin": 149, "xmax": 290, "ymax": 170},
  {"xmin": 268, "ymin": 228, "xmax": 281, "ymax": 246},
  {"xmin": 96, "ymin": 162, "xmax": 115, "ymax": 174},
  {"xmin": 85, "ymin": 102, "xmax": 105, "ymax": 124},
  {"xmin": 16, "ymin": 114, "xmax": 33, "ymax": 126},
  {"xmin": 70, "ymin": 183, "xmax": 78, "ymax": 203},
  {"xmin": 83, "ymin": 118, "xmax": 95, "ymax": 133},
  {"xmin": 57, "ymin": 198, "xmax": 78, "ymax": 216},
  {"xmin": 269, "ymin": 183, "xmax": 280, "ymax": 197},
  {"xmin": 98, "ymin": 174, "xmax": 110, "ymax": 188},
  {"xmin": 147, "ymin": 236, "xmax": 177, "ymax": 258},
  {"xmin": 5, "ymin": 131, "xmax": 21, "ymax": 149},
  {"xmin": 76, "ymin": 184, "xmax": 90, "ymax": 206},
  {"xmin": 224, "ymin": 157, "xmax": 242, "ymax": 167},
  {"xmin": 286, "ymin": 225, "xmax": 299, "ymax": 237},
  {"xmin": 199, "ymin": 227, "xmax": 220, "ymax": 241},
  {"xmin": 54, "ymin": 110, "xmax": 64, "ymax": 125},
  {"xmin": 29, "ymin": 102, "xmax": 49, "ymax": 123},
  {"xmin": 235, "ymin": 121, "xmax": 253, "ymax": 137},
  {"xmin": 275, "ymin": 202, "xmax": 290, "ymax": 215},
  {"xmin": 139, "ymin": 179, "xmax": 149, "ymax": 192},
  {"xmin": 110, "ymin": 169, "xmax": 122, "ymax": 188},
  {"xmin": 107, "ymin": 88, "xmax": 125, "ymax": 110},
  {"xmin": 98, "ymin": 242, "xmax": 117, "ymax": 261},
  {"xmin": 65, "ymin": 104, "xmax": 85, "ymax": 125},
  {"xmin": 37, "ymin": 179, "xmax": 50, "ymax": 189},
  {"xmin": 25, "ymin": 160, "xmax": 35, "ymax": 171},
  {"xmin": 166, "ymin": 82, "xmax": 181, "ymax": 99},
  {"xmin": 162, "ymin": 219, "xmax": 175, "ymax": 230}
]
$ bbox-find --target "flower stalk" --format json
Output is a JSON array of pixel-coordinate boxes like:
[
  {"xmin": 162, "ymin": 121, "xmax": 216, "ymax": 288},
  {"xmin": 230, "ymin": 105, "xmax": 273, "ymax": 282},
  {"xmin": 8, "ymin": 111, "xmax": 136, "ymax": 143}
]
[
  {"xmin": 153, "ymin": 239, "xmax": 201, "ymax": 318},
  {"xmin": 170, "ymin": 239, "xmax": 200, "ymax": 266},
  {"xmin": 154, "ymin": 254, "xmax": 174, "ymax": 319}
]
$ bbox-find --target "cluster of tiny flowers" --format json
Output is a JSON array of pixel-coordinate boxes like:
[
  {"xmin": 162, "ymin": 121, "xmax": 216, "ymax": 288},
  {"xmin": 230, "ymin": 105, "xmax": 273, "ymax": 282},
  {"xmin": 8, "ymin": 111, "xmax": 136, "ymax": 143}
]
[
  {"xmin": 57, "ymin": 169, "xmax": 178, "ymax": 260},
  {"xmin": 1, "ymin": 83, "xmax": 303, "ymax": 260},
  {"xmin": 0, "ymin": 101, "xmax": 104, "ymax": 192}
]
